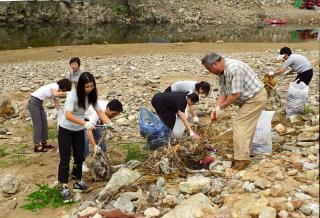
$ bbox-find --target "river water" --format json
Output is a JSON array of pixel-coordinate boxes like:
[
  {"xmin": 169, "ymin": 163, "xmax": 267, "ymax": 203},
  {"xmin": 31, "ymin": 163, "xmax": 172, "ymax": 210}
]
[{"xmin": 0, "ymin": 23, "xmax": 318, "ymax": 50}]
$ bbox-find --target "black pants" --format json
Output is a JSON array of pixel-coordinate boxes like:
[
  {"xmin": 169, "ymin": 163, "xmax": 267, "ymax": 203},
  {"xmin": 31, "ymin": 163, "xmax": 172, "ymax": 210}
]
[
  {"xmin": 295, "ymin": 69, "xmax": 313, "ymax": 85},
  {"xmin": 58, "ymin": 126, "xmax": 85, "ymax": 183}
]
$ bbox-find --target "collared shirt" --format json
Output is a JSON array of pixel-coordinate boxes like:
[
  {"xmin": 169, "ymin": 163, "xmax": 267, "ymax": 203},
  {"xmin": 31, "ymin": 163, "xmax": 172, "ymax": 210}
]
[
  {"xmin": 283, "ymin": 54, "xmax": 312, "ymax": 74},
  {"xmin": 218, "ymin": 58, "xmax": 263, "ymax": 106},
  {"xmin": 67, "ymin": 69, "xmax": 83, "ymax": 89}
]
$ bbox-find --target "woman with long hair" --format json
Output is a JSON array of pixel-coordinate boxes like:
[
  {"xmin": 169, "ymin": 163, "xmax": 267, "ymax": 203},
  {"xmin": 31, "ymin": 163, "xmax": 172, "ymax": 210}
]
[{"xmin": 57, "ymin": 72, "xmax": 111, "ymax": 202}]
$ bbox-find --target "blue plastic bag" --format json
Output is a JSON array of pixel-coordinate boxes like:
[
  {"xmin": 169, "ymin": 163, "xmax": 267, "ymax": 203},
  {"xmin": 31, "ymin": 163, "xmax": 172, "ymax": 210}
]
[{"xmin": 139, "ymin": 108, "xmax": 172, "ymax": 149}]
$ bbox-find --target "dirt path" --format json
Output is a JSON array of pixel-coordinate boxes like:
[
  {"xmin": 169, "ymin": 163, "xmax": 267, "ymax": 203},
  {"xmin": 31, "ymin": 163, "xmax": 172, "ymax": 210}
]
[{"xmin": 0, "ymin": 42, "xmax": 318, "ymax": 64}]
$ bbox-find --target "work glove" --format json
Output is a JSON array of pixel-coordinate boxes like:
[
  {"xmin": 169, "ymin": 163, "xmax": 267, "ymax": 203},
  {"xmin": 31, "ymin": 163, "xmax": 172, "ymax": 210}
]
[
  {"xmin": 193, "ymin": 116, "xmax": 199, "ymax": 123},
  {"xmin": 84, "ymin": 121, "xmax": 95, "ymax": 130},
  {"xmin": 211, "ymin": 106, "xmax": 223, "ymax": 121},
  {"xmin": 103, "ymin": 122, "xmax": 114, "ymax": 129},
  {"xmin": 93, "ymin": 144, "xmax": 101, "ymax": 154},
  {"xmin": 189, "ymin": 130, "xmax": 200, "ymax": 140},
  {"xmin": 267, "ymin": 71, "xmax": 275, "ymax": 76}
]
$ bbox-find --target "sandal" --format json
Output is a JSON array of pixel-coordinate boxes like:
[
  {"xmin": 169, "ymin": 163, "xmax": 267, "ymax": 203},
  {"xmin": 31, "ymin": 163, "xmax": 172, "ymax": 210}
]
[
  {"xmin": 41, "ymin": 140, "xmax": 54, "ymax": 149},
  {"xmin": 34, "ymin": 144, "xmax": 48, "ymax": 152}
]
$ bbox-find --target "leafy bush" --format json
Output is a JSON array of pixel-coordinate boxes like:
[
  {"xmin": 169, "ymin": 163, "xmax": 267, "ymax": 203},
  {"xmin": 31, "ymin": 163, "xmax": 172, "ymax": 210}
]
[{"xmin": 22, "ymin": 184, "xmax": 72, "ymax": 211}]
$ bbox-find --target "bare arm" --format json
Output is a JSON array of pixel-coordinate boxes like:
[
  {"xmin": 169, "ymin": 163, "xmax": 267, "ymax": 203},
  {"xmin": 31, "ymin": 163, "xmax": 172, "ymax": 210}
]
[
  {"xmin": 52, "ymin": 89, "xmax": 67, "ymax": 97},
  {"xmin": 188, "ymin": 105, "xmax": 196, "ymax": 117},
  {"xmin": 96, "ymin": 109, "xmax": 112, "ymax": 124},
  {"xmin": 54, "ymin": 98, "xmax": 61, "ymax": 111},
  {"xmin": 219, "ymin": 92, "xmax": 241, "ymax": 109},
  {"xmin": 177, "ymin": 110, "xmax": 192, "ymax": 132},
  {"xmin": 65, "ymin": 111, "xmax": 86, "ymax": 126},
  {"xmin": 275, "ymin": 67, "xmax": 287, "ymax": 75},
  {"xmin": 86, "ymin": 129, "xmax": 97, "ymax": 147}
]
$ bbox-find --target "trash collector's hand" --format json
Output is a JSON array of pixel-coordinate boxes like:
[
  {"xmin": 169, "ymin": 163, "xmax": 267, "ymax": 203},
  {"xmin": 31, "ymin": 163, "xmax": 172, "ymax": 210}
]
[
  {"xmin": 189, "ymin": 130, "xmax": 200, "ymax": 140},
  {"xmin": 103, "ymin": 122, "xmax": 114, "ymax": 129},
  {"xmin": 267, "ymin": 71, "xmax": 275, "ymax": 76},
  {"xmin": 193, "ymin": 116, "xmax": 199, "ymax": 123},
  {"xmin": 93, "ymin": 145, "xmax": 101, "ymax": 154},
  {"xmin": 84, "ymin": 121, "xmax": 95, "ymax": 130},
  {"xmin": 211, "ymin": 106, "xmax": 223, "ymax": 121}
]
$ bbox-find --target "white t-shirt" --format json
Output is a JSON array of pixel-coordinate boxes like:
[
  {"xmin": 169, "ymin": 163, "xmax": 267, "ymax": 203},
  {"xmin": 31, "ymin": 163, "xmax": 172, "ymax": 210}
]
[
  {"xmin": 85, "ymin": 100, "xmax": 108, "ymax": 124},
  {"xmin": 31, "ymin": 83, "xmax": 59, "ymax": 101},
  {"xmin": 170, "ymin": 81, "xmax": 197, "ymax": 93},
  {"xmin": 59, "ymin": 91, "xmax": 100, "ymax": 131},
  {"xmin": 283, "ymin": 54, "xmax": 312, "ymax": 74}
]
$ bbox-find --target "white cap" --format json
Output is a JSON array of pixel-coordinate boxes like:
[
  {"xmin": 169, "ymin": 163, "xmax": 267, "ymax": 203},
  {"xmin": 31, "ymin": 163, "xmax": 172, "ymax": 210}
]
[{"xmin": 276, "ymin": 54, "xmax": 285, "ymax": 61}]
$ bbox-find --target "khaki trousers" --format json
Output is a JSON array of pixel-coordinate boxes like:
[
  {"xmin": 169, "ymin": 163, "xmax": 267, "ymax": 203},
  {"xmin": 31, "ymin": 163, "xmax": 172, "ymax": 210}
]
[{"xmin": 233, "ymin": 88, "xmax": 267, "ymax": 160}]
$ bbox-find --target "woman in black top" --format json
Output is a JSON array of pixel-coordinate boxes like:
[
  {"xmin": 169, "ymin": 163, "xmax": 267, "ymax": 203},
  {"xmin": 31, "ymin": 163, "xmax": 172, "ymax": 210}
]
[{"xmin": 151, "ymin": 92, "xmax": 200, "ymax": 139}]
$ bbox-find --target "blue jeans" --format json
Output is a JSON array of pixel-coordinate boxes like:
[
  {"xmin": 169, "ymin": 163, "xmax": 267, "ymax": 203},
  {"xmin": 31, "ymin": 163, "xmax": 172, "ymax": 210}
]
[{"xmin": 84, "ymin": 127, "xmax": 107, "ymax": 158}]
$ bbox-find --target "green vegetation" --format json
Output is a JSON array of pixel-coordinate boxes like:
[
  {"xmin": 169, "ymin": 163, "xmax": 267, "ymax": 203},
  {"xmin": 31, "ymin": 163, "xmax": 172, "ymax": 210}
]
[
  {"xmin": 120, "ymin": 142, "xmax": 150, "ymax": 162},
  {"xmin": 25, "ymin": 123, "xmax": 33, "ymax": 132},
  {"xmin": 0, "ymin": 145, "xmax": 8, "ymax": 158},
  {"xmin": 303, "ymin": 104, "xmax": 311, "ymax": 115},
  {"xmin": 112, "ymin": 4, "xmax": 126, "ymax": 15},
  {"xmin": 22, "ymin": 184, "xmax": 72, "ymax": 211},
  {"xmin": 48, "ymin": 127, "xmax": 57, "ymax": 140}
]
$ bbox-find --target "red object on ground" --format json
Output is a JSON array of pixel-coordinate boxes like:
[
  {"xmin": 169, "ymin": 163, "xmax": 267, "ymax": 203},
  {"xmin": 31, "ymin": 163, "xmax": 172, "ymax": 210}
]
[
  {"xmin": 265, "ymin": 19, "xmax": 287, "ymax": 25},
  {"xmin": 199, "ymin": 156, "xmax": 215, "ymax": 166}
]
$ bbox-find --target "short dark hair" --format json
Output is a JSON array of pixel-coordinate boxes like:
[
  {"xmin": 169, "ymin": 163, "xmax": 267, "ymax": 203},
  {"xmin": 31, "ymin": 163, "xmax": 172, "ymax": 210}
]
[
  {"xmin": 195, "ymin": 81, "xmax": 210, "ymax": 94},
  {"xmin": 69, "ymin": 57, "xmax": 81, "ymax": 66},
  {"xmin": 187, "ymin": 93, "xmax": 199, "ymax": 104},
  {"xmin": 107, "ymin": 99, "xmax": 123, "ymax": 112},
  {"xmin": 77, "ymin": 72, "xmax": 97, "ymax": 109},
  {"xmin": 57, "ymin": 78, "xmax": 72, "ymax": 91},
  {"xmin": 280, "ymin": 47, "xmax": 292, "ymax": 56}
]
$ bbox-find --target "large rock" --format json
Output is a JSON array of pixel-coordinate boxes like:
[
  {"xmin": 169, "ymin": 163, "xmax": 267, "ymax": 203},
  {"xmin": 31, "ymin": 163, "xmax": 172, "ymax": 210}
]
[
  {"xmin": 179, "ymin": 175, "xmax": 211, "ymax": 194},
  {"xmin": 1, "ymin": 174, "xmax": 20, "ymax": 196},
  {"xmin": 0, "ymin": 99, "xmax": 15, "ymax": 118},
  {"xmin": 162, "ymin": 193, "xmax": 215, "ymax": 218},
  {"xmin": 96, "ymin": 168, "xmax": 141, "ymax": 202}
]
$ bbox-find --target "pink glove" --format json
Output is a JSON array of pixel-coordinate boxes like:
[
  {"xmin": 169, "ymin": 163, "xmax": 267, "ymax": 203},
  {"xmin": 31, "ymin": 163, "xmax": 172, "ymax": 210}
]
[
  {"xmin": 189, "ymin": 130, "xmax": 200, "ymax": 140},
  {"xmin": 211, "ymin": 106, "xmax": 223, "ymax": 121}
]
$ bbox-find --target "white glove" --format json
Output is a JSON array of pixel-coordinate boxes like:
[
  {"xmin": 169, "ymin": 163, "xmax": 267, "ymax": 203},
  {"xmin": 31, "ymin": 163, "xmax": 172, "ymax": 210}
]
[
  {"xmin": 103, "ymin": 122, "xmax": 114, "ymax": 129},
  {"xmin": 211, "ymin": 106, "xmax": 223, "ymax": 121},
  {"xmin": 93, "ymin": 145, "xmax": 101, "ymax": 153},
  {"xmin": 84, "ymin": 121, "xmax": 95, "ymax": 130},
  {"xmin": 189, "ymin": 130, "xmax": 200, "ymax": 140},
  {"xmin": 193, "ymin": 116, "xmax": 199, "ymax": 123},
  {"xmin": 268, "ymin": 71, "xmax": 275, "ymax": 76}
]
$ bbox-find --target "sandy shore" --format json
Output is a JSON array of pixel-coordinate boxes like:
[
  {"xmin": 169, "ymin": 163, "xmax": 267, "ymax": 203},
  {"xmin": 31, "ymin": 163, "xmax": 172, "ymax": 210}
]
[{"xmin": 0, "ymin": 42, "xmax": 318, "ymax": 64}]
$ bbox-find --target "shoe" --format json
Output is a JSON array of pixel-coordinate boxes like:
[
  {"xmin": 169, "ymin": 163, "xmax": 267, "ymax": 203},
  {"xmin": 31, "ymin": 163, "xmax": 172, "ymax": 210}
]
[
  {"xmin": 82, "ymin": 162, "xmax": 90, "ymax": 173},
  {"xmin": 61, "ymin": 186, "xmax": 72, "ymax": 203},
  {"xmin": 232, "ymin": 160, "xmax": 251, "ymax": 171},
  {"xmin": 73, "ymin": 181, "xmax": 92, "ymax": 193}
]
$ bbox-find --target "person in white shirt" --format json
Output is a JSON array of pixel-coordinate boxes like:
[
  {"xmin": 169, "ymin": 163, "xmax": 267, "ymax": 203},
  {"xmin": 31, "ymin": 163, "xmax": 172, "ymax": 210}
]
[
  {"xmin": 28, "ymin": 78, "xmax": 71, "ymax": 152},
  {"xmin": 165, "ymin": 81, "xmax": 210, "ymax": 123},
  {"xmin": 82, "ymin": 99, "xmax": 123, "ymax": 173},
  {"xmin": 67, "ymin": 57, "xmax": 83, "ymax": 89}
]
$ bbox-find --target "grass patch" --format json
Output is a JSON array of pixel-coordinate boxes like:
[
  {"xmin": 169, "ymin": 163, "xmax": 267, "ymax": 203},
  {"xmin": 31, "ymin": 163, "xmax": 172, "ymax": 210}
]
[
  {"xmin": 0, "ymin": 145, "xmax": 8, "ymax": 158},
  {"xmin": 112, "ymin": 4, "xmax": 126, "ymax": 15},
  {"xmin": 120, "ymin": 142, "xmax": 151, "ymax": 162},
  {"xmin": 22, "ymin": 184, "xmax": 72, "ymax": 212},
  {"xmin": 25, "ymin": 123, "xmax": 33, "ymax": 132},
  {"xmin": 48, "ymin": 127, "xmax": 57, "ymax": 140}
]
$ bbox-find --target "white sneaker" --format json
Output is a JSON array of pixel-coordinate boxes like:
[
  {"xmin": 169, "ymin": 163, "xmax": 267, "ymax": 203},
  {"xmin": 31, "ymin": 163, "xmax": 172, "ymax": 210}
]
[{"xmin": 82, "ymin": 162, "xmax": 90, "ymax": 173}]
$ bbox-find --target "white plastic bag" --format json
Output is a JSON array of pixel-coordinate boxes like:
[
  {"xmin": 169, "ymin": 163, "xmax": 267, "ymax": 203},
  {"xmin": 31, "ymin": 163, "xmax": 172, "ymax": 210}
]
[
  {"xmin": 251, "ymin": 110, "xmax": 275, "ymax": 155},
  {"xmin": 172, "ymin": 108, "xmax": 188, "ymax": 138},
  {"xmin": 286, "ymin": 81, "xmax": 309, "ymax": 117}
]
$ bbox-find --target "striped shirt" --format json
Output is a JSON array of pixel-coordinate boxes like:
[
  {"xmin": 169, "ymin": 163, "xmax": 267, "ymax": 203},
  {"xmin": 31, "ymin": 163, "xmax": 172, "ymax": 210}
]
[{"xmin": 218, "ymin": 58, "xmax": 263, "ymax": 106}]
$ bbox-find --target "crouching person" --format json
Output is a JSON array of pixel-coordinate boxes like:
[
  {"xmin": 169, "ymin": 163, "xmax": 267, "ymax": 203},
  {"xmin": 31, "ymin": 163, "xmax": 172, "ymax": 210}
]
[
  {"xmin": 151, "ymin": 92, "xmax": 200, "ymax": 140},
  {"xmin": 82, "ymin": 99, "xmax": 123, "ymax": 173},
  {"xmin": 58, "ymin": 72, "xmax": 111, "ymax": 202}
]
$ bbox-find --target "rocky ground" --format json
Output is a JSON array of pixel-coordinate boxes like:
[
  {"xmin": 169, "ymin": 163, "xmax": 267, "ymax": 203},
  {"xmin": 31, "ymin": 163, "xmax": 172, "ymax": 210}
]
[{"xmin": 0, "ymin": 43, "xmax": 319, "ymax": 218}]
